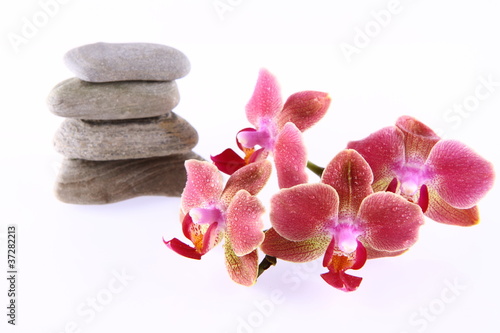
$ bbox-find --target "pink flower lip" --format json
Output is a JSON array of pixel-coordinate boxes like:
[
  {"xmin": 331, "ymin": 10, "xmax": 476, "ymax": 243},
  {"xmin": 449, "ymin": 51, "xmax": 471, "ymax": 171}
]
[
  {"xmin": 237, "ymin": 118, "xmax": 276, "ymax": 151},
  {"xmin": 189, "ymin": 206, "xmax": 224, "ymax": 226}
]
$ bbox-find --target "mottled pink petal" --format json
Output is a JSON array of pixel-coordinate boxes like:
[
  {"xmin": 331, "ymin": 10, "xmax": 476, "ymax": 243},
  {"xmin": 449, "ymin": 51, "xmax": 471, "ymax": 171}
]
[
  {"xmin": 358, "ymin": 192, "xmax": 424, "ymax": 252},
  {"xmin": 270, "ymin": 183, "xmax": 338, "ymax": 241},
  {"xmin": 211, "ymin": 148, "xmax": 246, "ymax": 175},
  {"xmin": 276, "ymin": 91, "xmax": 331, "ymax": 131},
  {"xmin": 181, "ymin": 160, "xmax": 223, "ymax": 214},
  {"xmin": 221, "ymin": 160, "xmax": 272, "ymax": 203},
  {"xmin": 245, "ymin": 69, "xmax": 283, "ymax": 127},
  {"xmin": 426, "ymin": 140, "xmax": 495, "ymax": 209},
  {"xmin": 321, "ymin": 270, "xmax": 362, "ymax": 292},
  {"xmin": 321, "ymin": 149, "xmax": 374, "ymax": 219},
  {"xmin": 164, "ymin": 238, "xmax": 202, "ymax": 260},
  {"xmin": 425, "ymin": 187, "xmax": 480, "ymax": 226},
  {"xmin": 365, "ymin": 247, "xmax": 408, "ymax": 259},
  {"xmin": 274, "ymin": 122, "xmax": 308, "ymax": 189},
  {"xmin": 224, "ymin": 242, "xmax": 259, "ymax": 286},
  {"xmin": 347, "ymin": 126, "xmax": 405, "ymax": 192},
  {"xmin": 226, "ymin": 190, "xmax": 265, "ymax": 256},
  {"xmin": 396, "ymin": 116, "xmax": 440, "ymax": 164},
  {"xmin": 261, "ymin": 228, "xmax": 331, "ymax": 263}
]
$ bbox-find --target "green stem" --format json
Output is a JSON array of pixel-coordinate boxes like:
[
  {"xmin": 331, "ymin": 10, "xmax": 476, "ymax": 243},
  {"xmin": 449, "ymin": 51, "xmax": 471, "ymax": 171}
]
[{"xmin": 307, "ymin": 161, "xmax": 325, "ymax": 177}]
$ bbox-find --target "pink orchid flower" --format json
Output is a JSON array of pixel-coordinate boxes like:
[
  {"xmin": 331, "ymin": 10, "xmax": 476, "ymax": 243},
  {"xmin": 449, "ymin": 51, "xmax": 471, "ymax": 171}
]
[
  {"xmin": 261, "ymin": 149, "xmax": 424, "ymax": 291},
  {"xmin": 164, "ymin": 159, "xmax": 271, "ymax": 286},
  {"xmin": 211, "ymin": 69, "xmax": 331, "ymax": 188},
  {"xmin": 347, "ymin": 116, "xmax": 495, "ymax": 226}
]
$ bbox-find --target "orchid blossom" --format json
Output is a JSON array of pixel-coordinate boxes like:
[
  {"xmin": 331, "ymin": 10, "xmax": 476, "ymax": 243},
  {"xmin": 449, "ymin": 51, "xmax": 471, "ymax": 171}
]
[
  {"xmin": 164, "ymin": 159, "xmax": 272, "ymax": 286},
  {"xmin": 347, "ymin": 116, "xmax": 495, "ymax": 226},
  {"xmin": 211, "ymin": 69, "xmax": 331, "ymax": 188},
  {"xmin": 261, "ymin": 150, "xmax": 424, "ymax": 291}
]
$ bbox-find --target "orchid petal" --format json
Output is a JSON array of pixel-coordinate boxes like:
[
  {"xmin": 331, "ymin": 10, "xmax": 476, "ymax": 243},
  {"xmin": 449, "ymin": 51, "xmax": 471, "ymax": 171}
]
[
  {"xmin": 277, "ymin": 91, "xmax": 331, "ymax": 131},
  {"xmin": 351, "ymin": 241, "xmax": 367, "ymax": 270},
  {"xmin": 224, "ymin": 242, "xmax": 259, "ymax": 286},
  {"xmin": 321, "ymin": 270, "xmax": 362, "ymax": 292},
  {"xmin": 163, "ymin": 238, "xmax": 202, "ymax": 260},
  {"xmin": 270, "ymin": 183, "xmax": 338, "ymax": 241},
  {"xmin": 236, "ymin": 128, "xmax": 257, "ymax": 151},
  {"xmin": 181, "ymin": 212, "xmax": 194, "ymax": 240},
  {"xmin": 226, "ymin": 190, "xmax": 265, "ymax": 256},
  {"xmin": 418, "ymin": 184, "xmax": 429, "ymax": 212},
  {"xmin": 365, "ymin": 248, "xmax": 408, "ymax": 259},
  {"xmin": 274, "ymin": 122, "xmax": 308, "ymax": 189},
  {"xmin": 425, "ymin": 187, "xmax": 480, "ymax": 226},
  {"xmin": 181, "ymin": 160, "xmax": 223, "ymax": 214},
  {"xmin": 245, "ymin": 69, "xmax": 283, "ymax": 126},
  {"xmin": 347, "ymin": 126, "xmax": 405, "ymax": 192},
  {"xmin": 261, "ymin": 228, "xmax": 331, "ymax": 263},
  {"xmin": 221, "ymin": 160, "xmax": 272, "ymax": 203},
  {"xmin": 210, "ymin": 149, "xmax": 246, "ymax": 175},
  {"xmin": 358, "ymin": 192, "xmax": 424, "ymax": 252},
  {"xmin": 426, "ymin": 140, "xmax": 495, "ymax": 209},
  {"xmin": 396, "ymin": 116, "xmax": 441, "ymax": 164},
  {"xmin": 321, "ymin": 149, "xmax": 374, "ymax": 219}
]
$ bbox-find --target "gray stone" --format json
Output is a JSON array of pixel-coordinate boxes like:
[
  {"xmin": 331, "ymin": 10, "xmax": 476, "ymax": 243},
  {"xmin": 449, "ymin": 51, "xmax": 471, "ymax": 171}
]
[
  {"xmin": 55, "ymin": 152, "xmax": 205, "ymax": 204},
  {"xmin": 63, "ymin": 42, "xmax": 190, "ymax": 82},
  {"xmin": 47, "ymin": 78, "xmax": 180, "ymax": 120},
  {"xmin": 54, "ymin": 113, "xmax": 198, "ymax": 160}
]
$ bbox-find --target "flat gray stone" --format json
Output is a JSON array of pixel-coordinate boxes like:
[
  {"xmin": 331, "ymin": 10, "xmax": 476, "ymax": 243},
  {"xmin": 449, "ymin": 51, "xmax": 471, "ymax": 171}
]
[
  {"xmin": 47, "ymin": 78, "xmax": 180, "ymax": 120},
  {"xmin": 64, "ymin": 42, "xmax": 190, "ymax": 82},
  {"xmin": 54, "ymin": 113, "xmax": 198, "ymax": 160},
  {"xmin": 55, "ymin": 152, "xmax": 205, "ymax": 204}
]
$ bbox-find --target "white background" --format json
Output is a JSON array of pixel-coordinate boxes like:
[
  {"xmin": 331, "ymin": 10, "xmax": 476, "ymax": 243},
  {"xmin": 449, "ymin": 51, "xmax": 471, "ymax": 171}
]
[{"xmin": 1, "ymin": 1, "xmax": 499, "ymax": 332}]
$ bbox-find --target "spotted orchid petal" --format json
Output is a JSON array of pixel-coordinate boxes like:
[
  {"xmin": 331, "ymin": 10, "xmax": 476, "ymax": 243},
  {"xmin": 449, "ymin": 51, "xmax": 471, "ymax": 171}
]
[
  {"xmin": 347, "ymin": 126, "xmax": 405, "ymax": 192},
  {"xmin": 221, "ymin": 160, "xmax": 272, "ymax": 203},
  {"xmin": 245, "ymin": 69, "xmax": 283, "ymax": 127},
  {"xmin": 426, "ymin": 140, "xmax": 495, "ymax": 209},
  {"xmin": 261, "ymin": 228, "xmax": 331, "ymax": 263},
  {"xmin": 357, "ymin": 192, "xmax": 424, "ymax": 255},
  {"xmin": 321, "ymin": 149, "xmax": 374, "ymax": 220},
  {"xmin": 270, "ymin": 183, "xmax": 339, "ymax": 241},
  {"xmin": 276, "ymin": 91, "xmax": 331, "ymax": 131},
  {"xmin": 224, "ymin": 242, "xmax": 259, "ymax": 286},
  {"xmin": 364, "ymin": 248, "xmax": 408, "ymax": 259},
  {"xmin": 226, "ymin": 190, "xmax": 266, "ymax": 257},
  {"xmin": 274, "ymin": 122, "xmax": 308, "ymax": 189},
  {"xmin": 396, "ymin": 116, "xmax": 441, "ymax": 164},
  {"xmin": 425, "ymin": 187, "xmax": 480, "ymax": 226},
  {"xmin": 181, "ymin": 160, "xmax": 224, "ymax": 214}
]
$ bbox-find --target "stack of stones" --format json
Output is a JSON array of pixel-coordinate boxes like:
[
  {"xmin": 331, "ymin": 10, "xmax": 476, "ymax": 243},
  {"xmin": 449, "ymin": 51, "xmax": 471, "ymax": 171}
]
[{"xmin": 47, "ymin": 42, "xmax": 202, "ymax": 204}]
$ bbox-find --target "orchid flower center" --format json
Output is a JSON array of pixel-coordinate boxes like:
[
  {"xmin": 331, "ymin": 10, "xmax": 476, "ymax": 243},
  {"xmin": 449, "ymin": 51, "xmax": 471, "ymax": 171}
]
[
  {"xmin": 397, "ymin": 164, "xmax": 429, "ymax": 197},
  {"xmin": 237, "ymin": 119, "xmax": 276, "ymax": 151},
  {"xmin": 189, "ymin": 207, "xmax": 223, "ymax": 225},
  {"xmin": 332, "ymin": 223, "xmax": 362, "ymax": 254}
]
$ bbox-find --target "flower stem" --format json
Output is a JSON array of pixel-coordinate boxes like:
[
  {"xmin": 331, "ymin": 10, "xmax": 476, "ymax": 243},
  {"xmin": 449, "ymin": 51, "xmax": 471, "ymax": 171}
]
[
  {"xmin": 307, "ymin": 161, "xmax": 325, "ymax": 177},
  {"xmin": 257, "ymin": 255, "xmax": 277, "ymax": 278}
]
